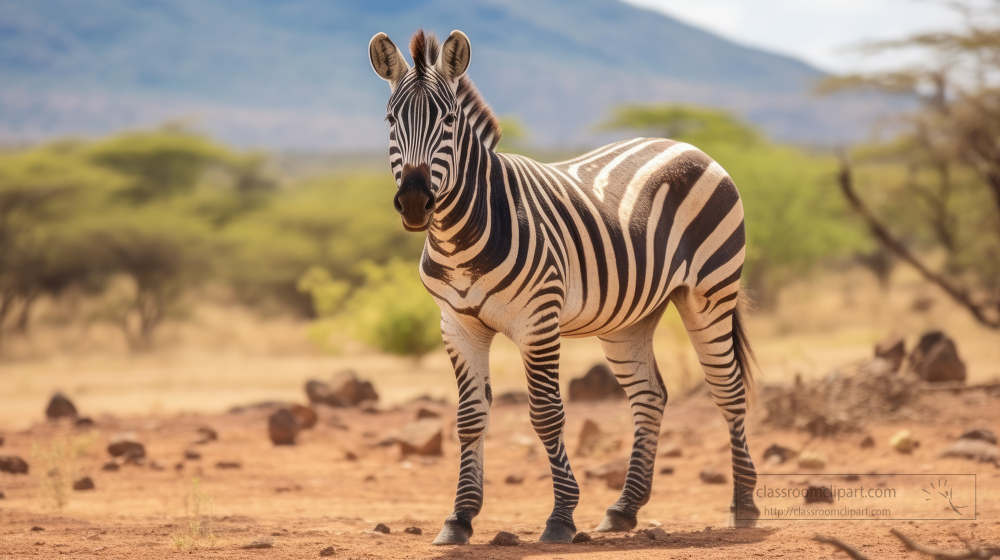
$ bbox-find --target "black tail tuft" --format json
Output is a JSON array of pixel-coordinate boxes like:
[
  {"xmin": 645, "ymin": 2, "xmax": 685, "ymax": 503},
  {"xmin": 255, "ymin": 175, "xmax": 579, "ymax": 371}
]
[{"xmin": 732, "ymin": 294, "xmax": 759, "ymax": 405}]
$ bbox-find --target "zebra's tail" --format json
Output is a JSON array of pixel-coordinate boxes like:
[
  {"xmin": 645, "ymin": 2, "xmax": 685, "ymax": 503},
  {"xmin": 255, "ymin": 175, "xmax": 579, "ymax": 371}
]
[{"xmin": 732, "ymin": 292, "xmax": 759, "ymax": 405}]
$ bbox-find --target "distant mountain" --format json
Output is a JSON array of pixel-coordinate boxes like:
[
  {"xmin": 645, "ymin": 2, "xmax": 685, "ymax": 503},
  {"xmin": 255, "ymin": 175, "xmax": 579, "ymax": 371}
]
[{"xmin": 0, "ymin": 0, "xmax": 890, "ymax": 149}]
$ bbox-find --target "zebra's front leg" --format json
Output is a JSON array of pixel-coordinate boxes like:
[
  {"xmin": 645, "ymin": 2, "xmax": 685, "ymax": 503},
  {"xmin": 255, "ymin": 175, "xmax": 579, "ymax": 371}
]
[
  {"xmin": 432, "ymin": 313, "xmax": 496, "ymax": 546},
  {"xmin": 594, "ymin": 312, "xmax": 668, "ymax": 532},
  {"xmin": 515, "ymin": 326, "xmax": 579, "ymax": 543}
]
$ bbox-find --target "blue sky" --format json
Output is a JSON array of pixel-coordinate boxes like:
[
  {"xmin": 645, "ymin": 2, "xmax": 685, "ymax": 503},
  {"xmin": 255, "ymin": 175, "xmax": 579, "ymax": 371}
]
[{"xmin": 621, "ymin": 0, "xmax": 970, "ymax": 72}]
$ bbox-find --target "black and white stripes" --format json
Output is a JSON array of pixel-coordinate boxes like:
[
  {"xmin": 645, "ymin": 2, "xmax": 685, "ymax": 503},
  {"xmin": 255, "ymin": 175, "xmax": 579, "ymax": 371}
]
[{"xmin": 369, "ymin": 29, "xmax": 761, "ymax": 545}]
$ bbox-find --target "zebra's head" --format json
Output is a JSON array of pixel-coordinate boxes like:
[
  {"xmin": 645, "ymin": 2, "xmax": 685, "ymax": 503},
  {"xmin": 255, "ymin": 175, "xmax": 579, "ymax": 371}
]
[{"xmin": 369, "ymin": 29, "xmax": 472, "ymax": 232}]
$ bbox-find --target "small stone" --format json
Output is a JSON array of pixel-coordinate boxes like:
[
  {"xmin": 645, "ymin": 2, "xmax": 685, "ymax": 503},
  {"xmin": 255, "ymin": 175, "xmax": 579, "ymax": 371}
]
[
  {"xmin": 74, "ymin": 417, "xmax": 95, "ymax": 428},
  {"xmin": 372, "ymin": 523, "xmax": 390, "ymax": 534},
  {"xmin": 45, "ymin": 393, "xmax": 77, "ymax": 420},
  {"xmin": 149, "ymin": 460, "xmax": 166, "ymax": 471},
  {"xmin": 174, "ymin": 462, "xmax": 184, "ymax": 472},
  {"xmin": 0, "ymin": 456, "xmax": 29, "ymax": 474},
  {"xmin": 860, "ymin": 435, "xmax": 875, "ymax": 448},
  {"xmin": 890, "ymin": 430, "xmax": 918, "ymax": 454},
  {"xmin": 804, "ymin": 485, "xmax": 834, "ymax": 503},
  {"xmin": 660, "ymin": 442, "xmax": 682, "ymax": 458},
  {"xmin": 241, "ymin": 538, "xmax": 273, "ymax": 549},
  {"xmin": 797, "ymin": 451, "xmax": 827, "ymax": 469},
  {"xmin": 489, "ymin": 531, "xmax": 520, "ymax": 546},
  {"xmin": 763, "ymin": 444, "xmax": 797, "ymax": 464},
  {"xmin": 344, "ymin": 451, "xmax": 358, "ymax": 461},
  {"xmin": 415, "ymin": 407, "xmax": 440, "ymax": 420},
  {"xmin": 216, "ymin": 461, "xmax": 241, "ymax": 469},
  {"xmin": 659, "ymin": 465, "xmax": 674, "ymax": 475},
  {"xmin": 941, "ymin": 439, "xmax": 1000, "ymax": 463},
  {"xmin": 572, "ymin": 532, "xmax": 591, "ymax": 543},
  {"xmin": 398, "ymin": 419, "xmax": 443, "ymax": 456},
  {"xmin": 0, "ymin": 490, "xmax": 5, "ymax": 499},
  {"xmin": 504, "ymin": 473, "xmax": 524, "ymax": 484},
  {"xmin": 102, "ymin": 461, "xmax": 120, "ymax": 472},
  {"xmin": 72, "ymin": 477, "xmax": 95, "ymax": 491},
  {"xmin": 647, "ymin": 520, "xmax": 663, "ymax": 527},
  {"xmin": 31, "ymin": 526, "xmax": 44, "ymax": 532},
  {"xmin": 107, "ymin": 433, "xmax": 145, "ymax": 459},
  {"xmin": 319, "ymin": 546, "xmax": 337, "ymax": 557},
  {"xmin": 184, "ymin": 449, "xmax": 201, "ymax": 460},
  {"xmin": 363, "ymin": 475, "xmax": 376, "ymax": 482},
  {"xmin": 268, "ymin": 409, "xmax": 300, "ymax": 445},
  {"xmin": 644, "ymin": 527, "xmax": 670, "ymax": 540},
  {"xmin": 290, "ymin": 404, "xmax": 318, "ymax": 429},
  {"xmin": 194, "ymin": 426, "xmax": 218, "ymax": 444},
  {"xmin": 699, "ymin": 470, "xmax": 726, "ymax": 484},
  {"xmin": 404, "ymin": 526, "xmax": 422, "ymax": 535},
  {"xmin": 568, "ymin": 364, "xmax": 626, "ymax": 402},
  {"xmin": 959, "ymin": 429, "xmax": 997, "ymax": 445},
  {"xmin": 584, "ymin": 458, "xmax": 629, "ymax": 490}
]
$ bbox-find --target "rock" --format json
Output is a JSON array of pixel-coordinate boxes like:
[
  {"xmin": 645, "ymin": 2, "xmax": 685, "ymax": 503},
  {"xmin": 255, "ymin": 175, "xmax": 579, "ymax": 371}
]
[
  {"xmin": 45, "ymin": 393, "xmax": 77, "ymax": 420},
  {"xmin": 647, "ymin": 520, "xmax": 663, "ymax": 527},
  {"xmin": 959, "ymin": 428, "xmax": 997, "ymax": 445},
  {"xmin": 576, "ymin": 419, "xmax": 621, "ymax": 457},
  {"xmin": 0, "ymin": 456, "xmax": 29, "ymax": 474},
  {"xmin": 643, "ymin": 527, "xmax": 670, "ymax": 540},
  {"xmin": 797, "ymin": 451, "xmax": 827, "ymax": 469},
  {"xmin": 398, "ymin": 419, "xmax": 443, "ymax": 456},
  {"xmin": 890, "ymin": 430, "xmax": 919, "ymax": 454},
  {"xmin": 941, "ymin": 439, "xmax": 1000, "ymax": 463},
  {"xmin": 184, "ymin": 449, "xmax": 201, "ymax": 460},
  {"xmin": 763, "ymin": 444, "xmax": 797, "ymax": 464},
  {"xmin": 372, "ymin": 523, "xmax": 390, "ymax": 534},
  {"xmin": 194, "ymin": 426, "xmax": 218, "ymax": 444},
  {"xmin": 489, "ymin": 531, "xmax": 520, "ymax": 546},
  {"xmin": 72, "ymin": 477, "xmax": 95, "ymax": 491},
  {"xmin": 493, "ymin": 391, "xmax": 529, "ymax": 406},
  {"xmin": 659, "ymin": 465, "xmax": 674, "ymax": 475},
  {"xmin": 0, "ymin": 490, "xmax": 5, "ymax": 499},
  {"xmin": 874, "ymin": 334, "xmax": 906, "ymax": 371},
  {"xmin": 241, "ymin": 538, "xmax": 273, "ymax": 549},
  {"xmin": 504, "ymin": 473, "xmax": 524, "ymax": 484},
  {"xmin": 699, "ymin": 470, "xmax": 726, "ymax": 484},
  {"xmin": 107, "ymin": 433, "xmax": 145, "ymax": 459},
  {"xmin": 908, "ymin": 331, "xmax": 967, "ymax": 383},
  {"xmin": 290, "ymin": 404, "xmax": 318, "ymax": 429},
  {"xmin": 344, "ymin": 451, "xmax": 358, "ymax": 461},
  {"xmin": 216, "ymin": 461, "xmax": 241, "ymax": 469},
  {"xmin": 74, "ymin": 417, "xmax": 95, "ymax": 428},
  {"xmin": 585, "ymin": 458, "xmax": 629, "ymax": 490},
  {"xmin": 415, "ymin": 407, "xmax": 440, "ymax": 420},
  {"xmin": 268, "ymin": 409, "xmax": 300, "ymax": 445},
  {"xmin": 804, "ymin": 485, "xmax": 834, "ymax": 503},
  {"xmin": 860, "ymin": 435, "xmax": 875, "ymax": 448},
  {"xmin": 568, "ymin": 364, "xmax": 626, "ymax": 402},
  {"xmin": 149, "ymin": 460, "xmax": 166, "ymax": 471},
  {"xmin": 572, "ymin": 532, "xmax": 591, "ymax": 543},
  {"xmin": 319, "ymin": 546, "xmax": 337, "ymax": 557},
  {"xmin": 364, "ymin": 475, "xmax": 376, "ymax": 482},
  {"xmin": 660, "ymin": 442, "xmax": 682, "ymax": 458},
  {"xmin": 404, "ymin": 526, "xmax": 422, "ymax": 535},
  {"xmin": 102, "ymin": 461, "xmax": 120, "ymax": 472},
  {"xmin": 30, "ymin": 526, "xmax": 44, "ymax": 532},
  {"xmin": 307, "ymin": 371, "xmax": 379, "ymax": 408}
]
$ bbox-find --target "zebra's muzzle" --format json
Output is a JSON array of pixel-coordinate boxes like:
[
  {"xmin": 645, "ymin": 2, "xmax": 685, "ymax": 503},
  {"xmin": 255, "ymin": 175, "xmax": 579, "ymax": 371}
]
[{"xmin": 395, "ymin": 164, "xmax": 435, "ymax": 232}]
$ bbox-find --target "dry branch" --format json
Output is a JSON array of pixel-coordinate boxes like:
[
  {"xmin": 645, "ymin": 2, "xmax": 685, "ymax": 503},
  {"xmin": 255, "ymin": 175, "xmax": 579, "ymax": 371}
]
[
  {"xmin": 814, "ymin": 534, "xmax": 872, "ymax": 560},
  {"xmin": 890, "ymin": 528, "xmax": 1000, "ymax": 559},
  {"xmin": 837, "ymin": 156, "xmax": 1000, "ymax": 329}
]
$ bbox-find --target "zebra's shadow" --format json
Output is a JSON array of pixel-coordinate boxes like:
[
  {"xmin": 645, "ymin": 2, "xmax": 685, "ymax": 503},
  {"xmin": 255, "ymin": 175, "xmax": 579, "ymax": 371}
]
[{"xmin": 425, "ymin": 527, "xmax": 777, "ymax": 558}]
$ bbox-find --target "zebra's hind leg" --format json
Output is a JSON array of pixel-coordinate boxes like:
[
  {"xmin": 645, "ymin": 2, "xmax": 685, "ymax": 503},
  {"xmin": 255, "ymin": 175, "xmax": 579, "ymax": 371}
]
[
  {"xmin": 593, "ymin": 310, "xmax": 668, "ymax": 533},
  {"xmin": 675, "ymin": 291, "xmax": 760, "ymax": 528},
  {"xmin": 432, "ymin": 312, "xmax": 496, "ymax": 546},
  {"xmin": 515, "ymin": 327, "xmax": 579, "ymax": 543}
]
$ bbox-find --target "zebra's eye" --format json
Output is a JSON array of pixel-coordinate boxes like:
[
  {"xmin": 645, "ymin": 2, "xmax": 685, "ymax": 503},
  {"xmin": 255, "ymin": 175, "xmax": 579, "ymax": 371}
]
[
  {"xmin": 385, "ymin": 115, "xmax": 397, "ymax": 126},
  {"xmin": 443, "ymin": 114, "xmax": 456, "ymax": 127}
]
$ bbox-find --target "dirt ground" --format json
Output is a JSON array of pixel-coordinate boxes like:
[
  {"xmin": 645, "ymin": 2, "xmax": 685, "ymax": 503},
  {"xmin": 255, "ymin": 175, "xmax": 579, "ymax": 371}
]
[{"xmin": 2, "ymin": 387, "xmax": 998, "ymax": 559}]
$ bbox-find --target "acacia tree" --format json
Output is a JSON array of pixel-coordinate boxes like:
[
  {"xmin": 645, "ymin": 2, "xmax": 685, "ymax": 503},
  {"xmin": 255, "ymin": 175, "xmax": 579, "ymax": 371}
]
[{"xmin": 823, "ymin": 2, "xmax": 1000, "ymax": 328}]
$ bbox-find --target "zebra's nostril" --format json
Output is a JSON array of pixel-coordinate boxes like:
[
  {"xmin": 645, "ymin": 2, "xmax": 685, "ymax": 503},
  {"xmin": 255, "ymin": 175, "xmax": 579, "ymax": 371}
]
[
  {"xmin": 393, "ymin": 193, "xmax": 404, "ymax": 213},
  {"xmin": 424, "ymin": 196, "xmax": 435, "ymax": 211}
]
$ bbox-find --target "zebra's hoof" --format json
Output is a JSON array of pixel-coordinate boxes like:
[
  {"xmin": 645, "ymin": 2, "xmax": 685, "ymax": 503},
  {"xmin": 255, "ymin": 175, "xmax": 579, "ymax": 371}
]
[
  {"xmin": 728, "ymin": 505, "xmax": 760, "ymax": 528},
  {"xmin": 593, "ymin": 509, "xmax": 636, "ymax": 533},
  {"xmin": 431, "ymin": 520, "xmax": 472, "ymax": 545},
  {"xmin": 539, "ymin": 519, "xmax": 576, "ymax": 543}
]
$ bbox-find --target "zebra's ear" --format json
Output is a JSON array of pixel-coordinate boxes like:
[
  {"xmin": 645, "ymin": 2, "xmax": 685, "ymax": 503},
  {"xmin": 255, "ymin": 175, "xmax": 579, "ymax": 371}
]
[
  {"xmin": 436, "ymin": 30, "xmax": 471, "ymax": 83},
  {"xmin": 369, "ymin": 32, "xmax": 410, "ymax": 90}
]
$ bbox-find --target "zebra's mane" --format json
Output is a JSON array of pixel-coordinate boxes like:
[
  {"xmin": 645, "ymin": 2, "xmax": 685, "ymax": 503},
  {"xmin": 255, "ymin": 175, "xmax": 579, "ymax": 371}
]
[{"xmin": 410, "ymin": 29, "xmax": 502, "ymax": 152}]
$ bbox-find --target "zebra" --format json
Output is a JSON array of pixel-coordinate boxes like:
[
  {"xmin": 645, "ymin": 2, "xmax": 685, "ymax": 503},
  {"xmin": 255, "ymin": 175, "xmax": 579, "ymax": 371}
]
[{"xmin": 368, "ymin": 28, "xmax": 761, "ymax": 544}]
